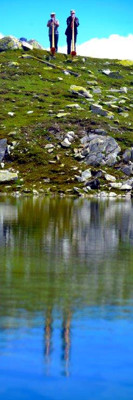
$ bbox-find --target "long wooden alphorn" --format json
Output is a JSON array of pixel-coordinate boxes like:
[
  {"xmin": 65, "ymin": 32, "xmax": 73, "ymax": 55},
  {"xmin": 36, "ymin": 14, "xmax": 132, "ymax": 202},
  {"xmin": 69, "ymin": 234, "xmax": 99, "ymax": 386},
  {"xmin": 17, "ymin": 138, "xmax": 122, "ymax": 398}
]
[
  {"xmin": 71, "ymin": 17, "xmax": 76, "ymax": 56},
  {"xmin": 51, "ymin": 21, "xmax": 55, "ymax": 55}
]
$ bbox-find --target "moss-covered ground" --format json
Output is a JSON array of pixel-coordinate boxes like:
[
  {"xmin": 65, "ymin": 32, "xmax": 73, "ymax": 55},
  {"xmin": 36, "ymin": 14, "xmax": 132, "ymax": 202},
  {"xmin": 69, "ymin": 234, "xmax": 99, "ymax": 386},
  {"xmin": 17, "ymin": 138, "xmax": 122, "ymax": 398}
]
[{"xmin": 0, "ymin": 48, "xmax": 133, "ymax": 194}]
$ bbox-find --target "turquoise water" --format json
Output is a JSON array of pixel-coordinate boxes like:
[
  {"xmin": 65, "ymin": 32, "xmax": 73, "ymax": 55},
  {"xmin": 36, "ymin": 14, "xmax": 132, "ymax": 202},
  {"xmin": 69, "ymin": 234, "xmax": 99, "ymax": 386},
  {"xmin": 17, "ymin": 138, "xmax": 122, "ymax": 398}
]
[{"xmin": 0, "ymin": 197, "xmax": 133, "ymax": 399}]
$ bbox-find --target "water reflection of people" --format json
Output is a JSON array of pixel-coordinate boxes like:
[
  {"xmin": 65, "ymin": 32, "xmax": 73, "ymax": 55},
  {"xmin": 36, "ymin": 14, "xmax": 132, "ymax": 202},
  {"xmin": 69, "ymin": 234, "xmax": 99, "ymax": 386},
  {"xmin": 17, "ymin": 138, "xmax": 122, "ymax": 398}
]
[
  {"xmin": 62, "ymin": 310, "xmax": 71, "ymax": 376},
  {"xmin": 90, "ymin": 202, "xmax": 100, "ymax": 226},
  {"xmin": 44, "ymin": 307, "xmax": 53, "ymax": 360}
]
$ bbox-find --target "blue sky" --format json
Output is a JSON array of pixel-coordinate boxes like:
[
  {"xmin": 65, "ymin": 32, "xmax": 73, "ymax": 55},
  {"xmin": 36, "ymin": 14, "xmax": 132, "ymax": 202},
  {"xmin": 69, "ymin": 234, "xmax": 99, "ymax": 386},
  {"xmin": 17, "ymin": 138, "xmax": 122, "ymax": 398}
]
[{"xmin": 0, "ymin": 0, "xmax": 133, "ymax": 48}]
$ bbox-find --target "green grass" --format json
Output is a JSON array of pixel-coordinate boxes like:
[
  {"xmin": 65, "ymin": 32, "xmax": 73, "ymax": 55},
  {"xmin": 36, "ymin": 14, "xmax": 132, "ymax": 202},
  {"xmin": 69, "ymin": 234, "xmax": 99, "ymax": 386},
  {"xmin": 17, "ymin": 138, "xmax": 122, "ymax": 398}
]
[{"xmin": 0, "ymin": 48, "xmax": 133, "ymax": 194}]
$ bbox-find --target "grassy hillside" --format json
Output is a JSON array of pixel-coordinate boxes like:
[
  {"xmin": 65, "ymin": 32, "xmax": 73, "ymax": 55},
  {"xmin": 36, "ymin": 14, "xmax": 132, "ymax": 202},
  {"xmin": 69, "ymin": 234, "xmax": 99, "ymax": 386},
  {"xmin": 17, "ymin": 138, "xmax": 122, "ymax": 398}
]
[{"xmin": 0, "ymin": 48, "xmax": 133, "ymax": 196}]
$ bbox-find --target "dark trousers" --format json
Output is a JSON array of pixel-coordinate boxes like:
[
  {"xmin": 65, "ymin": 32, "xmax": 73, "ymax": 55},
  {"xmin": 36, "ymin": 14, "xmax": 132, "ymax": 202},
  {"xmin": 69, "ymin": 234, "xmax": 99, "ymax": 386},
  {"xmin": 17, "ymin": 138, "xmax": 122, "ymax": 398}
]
[
  {"xmin": 67, "ymin": 35, "xmax": 77, "ymax": 54},
  {"xmin": 49, "ymin": 35, "xmax": 58, "ymax": 52}
]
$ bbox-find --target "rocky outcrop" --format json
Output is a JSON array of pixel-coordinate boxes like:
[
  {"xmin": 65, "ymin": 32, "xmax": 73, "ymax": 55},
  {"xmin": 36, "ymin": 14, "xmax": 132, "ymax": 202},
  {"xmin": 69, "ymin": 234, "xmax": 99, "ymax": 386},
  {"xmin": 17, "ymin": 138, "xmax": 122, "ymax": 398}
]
[
  {"xmin": 0, "ymin": 36, "xmax": 44, "ymax": 52},
  {"xmin": 0, "ymin": 36, "xmax": 22, "ymax": 51},
  {"xmin": 28, "ymin": 40, "xmax": 44, "ymax": 50},
  {"xmin": 75, "ymin": 134, "xmax": 121, "ymax": 167}
]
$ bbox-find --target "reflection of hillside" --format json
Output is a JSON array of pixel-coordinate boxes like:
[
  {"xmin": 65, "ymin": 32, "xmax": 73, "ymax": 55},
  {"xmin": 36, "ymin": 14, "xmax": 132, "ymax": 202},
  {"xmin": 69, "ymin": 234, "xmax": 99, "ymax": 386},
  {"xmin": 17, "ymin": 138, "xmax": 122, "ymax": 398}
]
[
  {"xmin": 0, "ymin": 198, "xmax": 133, "ymax": 377},
  {"xmin": 0, "ymin": 198, "xmax": 133, "ymax": 255},
  {"xmin": 0, "ymin": 198, "xmax": 133, "ymax": 315}
]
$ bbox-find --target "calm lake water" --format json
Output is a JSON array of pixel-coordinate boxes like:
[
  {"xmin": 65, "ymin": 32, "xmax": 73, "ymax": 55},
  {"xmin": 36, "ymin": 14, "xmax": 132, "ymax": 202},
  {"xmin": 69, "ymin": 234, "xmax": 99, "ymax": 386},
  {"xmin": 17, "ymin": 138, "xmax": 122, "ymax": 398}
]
[{"xmin": 0, "ymin": 197, "xmax": 133, "ymax": 400}]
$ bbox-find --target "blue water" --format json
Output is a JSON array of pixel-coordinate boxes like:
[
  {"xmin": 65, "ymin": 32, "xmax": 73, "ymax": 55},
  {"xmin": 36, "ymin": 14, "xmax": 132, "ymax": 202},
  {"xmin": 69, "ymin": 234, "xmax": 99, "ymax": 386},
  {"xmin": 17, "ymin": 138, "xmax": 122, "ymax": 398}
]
[{"xmin": 0, "ymin": 197, "xmax": 133, "ymax": 399}]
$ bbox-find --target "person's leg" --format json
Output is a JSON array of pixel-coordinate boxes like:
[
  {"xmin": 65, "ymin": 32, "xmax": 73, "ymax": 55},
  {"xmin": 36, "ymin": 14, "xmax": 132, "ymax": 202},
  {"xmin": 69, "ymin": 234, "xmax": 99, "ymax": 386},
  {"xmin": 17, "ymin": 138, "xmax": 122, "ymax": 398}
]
[
  {"xmin": 67, "ymin": 36, "xmax": 71, "ymax": 54},
  {"xmin": 55, "ymin": 35, "xmax": 58, "ymax": 52},
  {"xmin": 74, "ymin": 34, "xmax": 77, "ymax": 51}
]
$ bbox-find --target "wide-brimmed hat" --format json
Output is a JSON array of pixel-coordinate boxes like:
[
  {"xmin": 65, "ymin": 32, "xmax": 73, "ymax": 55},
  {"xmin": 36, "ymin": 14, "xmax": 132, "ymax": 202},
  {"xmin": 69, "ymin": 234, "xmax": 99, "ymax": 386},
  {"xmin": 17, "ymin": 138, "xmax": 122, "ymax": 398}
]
[{"xmin": 51, "ymin": 12, "xmax": 55, "ymax": 15}]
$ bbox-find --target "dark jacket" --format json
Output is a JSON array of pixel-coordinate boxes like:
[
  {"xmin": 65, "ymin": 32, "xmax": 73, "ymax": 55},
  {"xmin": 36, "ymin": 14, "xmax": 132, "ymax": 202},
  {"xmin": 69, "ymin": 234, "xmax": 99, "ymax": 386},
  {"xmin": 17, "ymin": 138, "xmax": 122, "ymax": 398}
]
[
  {"xmin": 65, "ymin": 16, "xmax": 79, "ymax": 37},
  {"xmin": 47, "ymin": 19, "xmax": 59, "ymax": 35}
]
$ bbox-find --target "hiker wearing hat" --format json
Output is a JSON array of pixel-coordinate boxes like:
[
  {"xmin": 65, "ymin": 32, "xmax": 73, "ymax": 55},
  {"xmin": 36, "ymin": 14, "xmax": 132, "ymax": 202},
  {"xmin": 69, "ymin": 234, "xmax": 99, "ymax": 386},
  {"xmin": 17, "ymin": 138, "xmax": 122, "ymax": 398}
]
[
  {"xmin": 47, "ymin": 12, "xmax": 59, "ymax": 52},
  {"xmin": 65, "ymin": 10, "xmax": 79, "ymax": 54}
]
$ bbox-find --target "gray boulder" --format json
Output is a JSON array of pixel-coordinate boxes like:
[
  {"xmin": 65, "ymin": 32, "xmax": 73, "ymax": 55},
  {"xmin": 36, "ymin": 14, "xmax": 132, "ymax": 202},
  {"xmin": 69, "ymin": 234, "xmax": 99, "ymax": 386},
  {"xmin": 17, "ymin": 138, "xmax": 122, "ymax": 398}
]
[
  {"xmin": 0, "ymin": 139, "xmax": 7, "ymax": 162},
  {"xmin": 123, "ymin": 148, "xmax": 133, "ymax": 162},
  {"xmin": 0, "ymin": 36, "xmax": 22, "ymax": 51},
  {"xmin": 121, "ymin": 165, "xmax": 133, "ymax": 176},
  {"xmin": 28, "ymin": 40, "xmax": 44, "ymax": 49},
  {"xmin": 21, "ymin": 41, "xmax": 33, "ymax": 51},
  {"xmin": 79, "ymin": 134, "xmax": 121, "ymax": 167},
  {"xmin": 85, "ymin": 178, "xmax": 100, "ymax": 190}
]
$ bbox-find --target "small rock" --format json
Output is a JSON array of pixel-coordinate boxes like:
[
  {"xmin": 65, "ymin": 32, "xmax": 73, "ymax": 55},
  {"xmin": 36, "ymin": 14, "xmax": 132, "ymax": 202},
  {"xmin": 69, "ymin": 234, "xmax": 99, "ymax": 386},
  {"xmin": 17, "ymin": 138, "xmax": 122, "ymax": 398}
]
[
  {"xmin": 93, "ymin": 88, "xmax": 101, "ymax": 94},
  {"xmin": 94, "ymin": 129, "xmax": 107, "ymax": 135},
  {"xmin": 57, "ymin": 113, "xmax": 70, "ymax": 118},
  {"xmin": 8, "ymin": 112, "xmax": 14, "ymax": 117},
  {"xmin": 123, "ymin": 149, "xmax": 132, "ymax": 162},
  {"xmin": 81, "ymin": 169, "xmax": 92, "ymax": 181},
  {"xmin": 120, "ymin": 87, "xmax": 127, "ymax": 93},
  {"xmin": 87, "ymin": 81, "xmax": 98, "ymax": 86},
  {"xmin": 66, "ymin": 103, "xmax": 83, "ymax": 109},
  {"xmin": 102, "ymin": 69, "xmax": 111, "ymax": 75},
  {"xmin": 105, "ymin": 173, "xmax": 116, "ymax": 182},
  {"xmin": 110, "ymin": 182, "xmax": 122, "ymax": 189},
  {"xmin": 73, "ymin": 187, "xmax": 83, "ymax": 196},
  {"xmin": 85, "ymin": 178, "xmax": 100, "ymax": 189},
  {"xmin": 32, "ymin": 189, "xmax": 39, "ymax": 195},
  {"xmin": 120, "ymin": 112, "xmax": 129, "ymax": 118},
  {"xmin": 64, "ymin": 70, "xmax": 70, "ymax": 75},
  {"xmin": 0, "ymin": 170, "xmax": 18, "ymax": 182},
  {"xmin": 43, "ymin": 178, "xmax": 50, "ymax": 183},
  {"xmin": 121, "ymin": 184, "xmax": 132, "ymax": 190},
  {"xmin": 61, "ymin": 138, "xmax": 71, "ymax": 148},
  {"xmin": 121, "ymin": 165, "xmax": 133, "ymax": 176},
  {"xmin": 45, "ymin": 144, "xmax": 54, "ymax": 150},
  {"xmin": 90, "ymin": 104, "xmax": 109, "ymax": 116},
  {"xmin": 108, "ymin": 192, "xmax": 117, "ymax": 197},
  {"xmin": 70, "ymin": 85, "xmax": 93, "ymax": 99},
  {"xmin": 100, "ymin": 191, "xmax": 109, "ymax": 197}
]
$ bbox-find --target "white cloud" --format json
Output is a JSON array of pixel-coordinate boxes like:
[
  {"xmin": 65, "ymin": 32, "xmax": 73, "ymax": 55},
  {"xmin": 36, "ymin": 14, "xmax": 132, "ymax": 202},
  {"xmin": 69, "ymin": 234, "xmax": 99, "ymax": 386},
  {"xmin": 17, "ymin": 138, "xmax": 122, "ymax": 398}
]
[
  {"xmin": 59, "ymin": 34, "xmax": 133, "ymax": 60},
  {"xmin": 0, "ymin": 33, "xmax": 4, "ymax": 39}
]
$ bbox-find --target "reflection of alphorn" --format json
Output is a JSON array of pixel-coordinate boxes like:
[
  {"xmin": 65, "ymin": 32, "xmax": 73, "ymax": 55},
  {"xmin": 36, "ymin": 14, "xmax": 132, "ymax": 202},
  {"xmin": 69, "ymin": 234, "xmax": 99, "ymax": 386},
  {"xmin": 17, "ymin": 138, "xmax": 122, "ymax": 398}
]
[
  {"xmin": 51, "ymin": 21, "xmax": 55, "ymax": 55},
  {"xmin": 71, "ymin": 17, "xmax": 76, "ymax": 56}
]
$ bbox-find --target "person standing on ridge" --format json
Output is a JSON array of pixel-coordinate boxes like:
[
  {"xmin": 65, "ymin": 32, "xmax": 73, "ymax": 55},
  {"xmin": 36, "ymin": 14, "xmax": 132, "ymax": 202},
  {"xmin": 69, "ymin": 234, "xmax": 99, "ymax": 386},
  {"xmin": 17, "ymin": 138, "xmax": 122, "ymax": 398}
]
[
  {"xmin": 65, "ymin": 10, "xmax": 79, "ymax": 55},
  {"xmin": 47, "ymin": 12, "xmax": 59, "ymax": 53}
]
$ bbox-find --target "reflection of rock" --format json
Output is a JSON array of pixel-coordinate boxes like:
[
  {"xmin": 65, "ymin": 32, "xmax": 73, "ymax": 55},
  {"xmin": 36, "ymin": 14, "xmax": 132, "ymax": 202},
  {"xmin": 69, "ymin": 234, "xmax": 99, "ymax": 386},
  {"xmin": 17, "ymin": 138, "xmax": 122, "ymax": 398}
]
[
  {"xmin": 1, "ymin": 197, "xmax": 133, "ymax": 335},
  {"xmin": 1, "ymin": 197, "xmax": 133, "ymax": 259}
]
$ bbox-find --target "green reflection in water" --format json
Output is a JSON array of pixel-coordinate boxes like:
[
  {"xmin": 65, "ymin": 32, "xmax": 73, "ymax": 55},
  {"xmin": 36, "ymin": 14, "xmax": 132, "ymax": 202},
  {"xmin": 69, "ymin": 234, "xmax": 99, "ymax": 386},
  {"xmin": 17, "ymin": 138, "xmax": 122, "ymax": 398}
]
[{"xmin": 0, "ymin": 197, "xmax": 133, "ymax": 319}]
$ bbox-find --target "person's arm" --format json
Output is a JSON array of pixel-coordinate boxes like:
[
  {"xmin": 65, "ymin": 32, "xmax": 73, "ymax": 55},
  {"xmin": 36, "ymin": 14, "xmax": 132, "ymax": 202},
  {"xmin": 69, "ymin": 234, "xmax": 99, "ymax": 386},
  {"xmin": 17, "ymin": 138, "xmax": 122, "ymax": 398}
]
[
  {"xmin": 55, "ymin": 19, "xmax": 59, "ymax": 26},
  {"xmin": 47, "ymin": 19, "xmax": 52, "ymax": 27},
  {"xmin": 67, "ymin": 17, "xmax": 71, "ymax": 26},
  {"xmin": 75, "ymin": 18, "xmax": 79, "ymax": 26}
]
